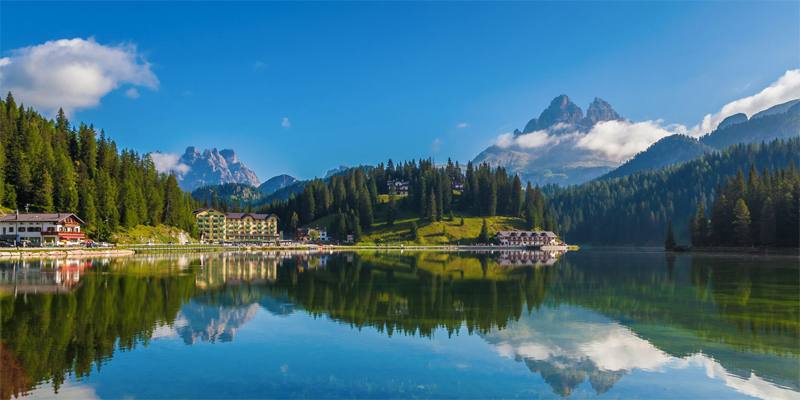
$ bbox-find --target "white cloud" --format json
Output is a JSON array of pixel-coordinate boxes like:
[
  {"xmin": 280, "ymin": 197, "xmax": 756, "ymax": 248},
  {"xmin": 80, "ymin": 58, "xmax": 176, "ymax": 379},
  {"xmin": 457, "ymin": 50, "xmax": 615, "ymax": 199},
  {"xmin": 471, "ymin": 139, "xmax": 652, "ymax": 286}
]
[
  {"xmin": 149, "ymin": 152, "xmax": 190, "ymax": 176},
  {"xmin": 692, "ymin": 69, "xmax": 800, "ymax": 135},
  {"xmin": 495, "ymin": 130, "xmax": 560, "ymax": 150},
  {"xmin": 281, "ymin": 117, "xmax": 291, "ymax": 128},
  {"xmin": 125, "ymin": 87, "xmax": 140, "ymax": 99},
  {"xmin": 576, "ymin": 119, "xmax": 685, "ymax": 163},
  {"xmin": 0, "ymin": 37, "xmax": 158, "ymax": 115},
  {"xmin": 516, "ymin": 130, "xmax": 558, "ymax": 149},
  {"xmin": 456, "ymin": 122, "xmax": 470, "ymax": 129}
]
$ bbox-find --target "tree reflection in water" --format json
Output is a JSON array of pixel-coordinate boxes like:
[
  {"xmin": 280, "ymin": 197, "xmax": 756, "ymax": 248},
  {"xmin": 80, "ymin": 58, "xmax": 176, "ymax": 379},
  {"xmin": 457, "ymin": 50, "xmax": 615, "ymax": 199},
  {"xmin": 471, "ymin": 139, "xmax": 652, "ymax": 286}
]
[{"xmin": 0, "ymin": 250, "xmax": 797, "ymax": 399}]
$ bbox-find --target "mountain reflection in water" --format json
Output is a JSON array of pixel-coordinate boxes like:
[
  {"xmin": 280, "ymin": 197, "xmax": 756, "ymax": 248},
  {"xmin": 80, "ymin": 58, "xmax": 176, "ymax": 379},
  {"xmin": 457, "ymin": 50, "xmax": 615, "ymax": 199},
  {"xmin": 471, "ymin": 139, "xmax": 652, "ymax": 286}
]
[{"xmin": 0, "ymin": 250, "xmax": 797, "ymax": 399}]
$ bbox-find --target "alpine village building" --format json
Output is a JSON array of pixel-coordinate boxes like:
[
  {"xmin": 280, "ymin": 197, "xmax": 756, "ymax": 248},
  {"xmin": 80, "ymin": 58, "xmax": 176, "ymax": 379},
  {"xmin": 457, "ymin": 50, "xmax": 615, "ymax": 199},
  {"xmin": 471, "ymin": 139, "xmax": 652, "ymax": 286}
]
[
  {"xmin": 0, "ymin": 212, "xmax": 86, "ymax": 246},
  {"xmin": 495, "ymin": 230, "xmax": 560, "ymax": 247},
  {"xmin": 194, "ymin": 208, "xmax": 279, "ymax": 244}
]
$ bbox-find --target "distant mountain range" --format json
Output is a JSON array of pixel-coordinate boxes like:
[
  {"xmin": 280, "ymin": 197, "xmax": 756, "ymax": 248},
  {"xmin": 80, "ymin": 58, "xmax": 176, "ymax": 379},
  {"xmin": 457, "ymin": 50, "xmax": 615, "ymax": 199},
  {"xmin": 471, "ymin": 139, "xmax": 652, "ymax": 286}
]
[
  {"xmin": 602, "ymin": 99, "xmax": 800, "ymax": 180},
  {"xmin": 473, "ymin": 95, "xmax": 800, "ymax": 186},
  {"xmin": 473, "ymin": 95, "xmax": 625, "ymax": 186},
  {"xmin": 176, "ymin": 147, "xmax": 260, "ymax": 191}
]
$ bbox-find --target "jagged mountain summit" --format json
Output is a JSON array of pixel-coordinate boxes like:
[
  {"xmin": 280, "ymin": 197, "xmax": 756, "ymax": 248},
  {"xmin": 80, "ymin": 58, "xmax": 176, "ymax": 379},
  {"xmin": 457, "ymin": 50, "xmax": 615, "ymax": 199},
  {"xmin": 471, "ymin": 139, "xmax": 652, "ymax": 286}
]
[
  {"xmin": 473, "ymin": 95, "xmax": 625, "ymax": 186},
  {"xmin": 177, "ymin": 147, "xmax": 260, "ymax": 191}
]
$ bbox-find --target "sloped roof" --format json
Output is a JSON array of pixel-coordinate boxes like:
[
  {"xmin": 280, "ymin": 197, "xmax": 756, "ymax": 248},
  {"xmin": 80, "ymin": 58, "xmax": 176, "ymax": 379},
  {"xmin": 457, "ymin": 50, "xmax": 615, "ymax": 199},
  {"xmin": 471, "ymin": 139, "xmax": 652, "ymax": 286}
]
[{"xmin": 0, "ymin": 213, "xmax": 85, "ymax": 224}]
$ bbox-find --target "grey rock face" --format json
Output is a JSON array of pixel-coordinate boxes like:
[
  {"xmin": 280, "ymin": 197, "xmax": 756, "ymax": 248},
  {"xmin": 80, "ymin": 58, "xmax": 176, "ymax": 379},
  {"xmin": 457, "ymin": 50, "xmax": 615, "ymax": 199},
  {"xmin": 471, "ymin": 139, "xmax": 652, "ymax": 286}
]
[
  {"xmin": 581, "ymin": 97, "xmax": 622, "ymax": 128},
  {"xmin": 524, "ymin": 95, "xmax": 585, "ymax": 133},
  {"xmin": 177, "ymin": 147, "xmax": 260, "ymax": 191}
]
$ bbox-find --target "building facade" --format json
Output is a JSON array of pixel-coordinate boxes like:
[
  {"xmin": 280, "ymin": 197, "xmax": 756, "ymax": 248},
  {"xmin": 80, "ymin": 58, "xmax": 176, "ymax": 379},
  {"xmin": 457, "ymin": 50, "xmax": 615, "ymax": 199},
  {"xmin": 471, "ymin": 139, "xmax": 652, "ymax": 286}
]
[
  {"xmin": 495, "ymin": 230, "xmax": 559, "ymax": 247},
  {"xmin": 0, "ymin": 213, "xmax": 86, "ymax": 246},
  {"xmin": 194, "ymin": 209, "xmax": 279, "ymax": 243}
]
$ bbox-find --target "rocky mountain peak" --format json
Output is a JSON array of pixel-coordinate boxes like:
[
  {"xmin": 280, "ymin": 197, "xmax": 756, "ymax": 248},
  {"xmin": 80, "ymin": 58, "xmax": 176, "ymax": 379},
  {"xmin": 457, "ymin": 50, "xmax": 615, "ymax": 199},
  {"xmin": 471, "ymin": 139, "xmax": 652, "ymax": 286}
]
[
  {"xmin": 176, "ymin": 146, "xmax": 260, "ymax": 191},
  {"xmin": 582, "ymin": 97, "xmax": 622, "ymax": 127},
  {"xmin": 524, "ymin": 95, "xmax": 584, "ymax": 133}
]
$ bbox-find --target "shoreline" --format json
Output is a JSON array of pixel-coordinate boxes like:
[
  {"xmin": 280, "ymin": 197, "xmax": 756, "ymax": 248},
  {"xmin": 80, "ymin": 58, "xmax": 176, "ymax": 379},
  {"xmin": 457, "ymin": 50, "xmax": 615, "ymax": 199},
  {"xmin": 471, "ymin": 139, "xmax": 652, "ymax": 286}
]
[{"xmin": 0, "ymin": 248, "xmax": 136, "ymax": 259}]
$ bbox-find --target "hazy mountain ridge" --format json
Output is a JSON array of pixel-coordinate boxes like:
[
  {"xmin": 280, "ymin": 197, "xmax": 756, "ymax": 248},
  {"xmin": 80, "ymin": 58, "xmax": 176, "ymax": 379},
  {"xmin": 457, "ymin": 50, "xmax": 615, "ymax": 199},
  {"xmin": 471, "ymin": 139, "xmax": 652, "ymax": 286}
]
[
  {"xmin": 601, "ymin": 99, "xmax": 800, "ymax": 180},
  {"xmin": 259, "ymin": 174, "xmax": 298, "ymax": 196}
]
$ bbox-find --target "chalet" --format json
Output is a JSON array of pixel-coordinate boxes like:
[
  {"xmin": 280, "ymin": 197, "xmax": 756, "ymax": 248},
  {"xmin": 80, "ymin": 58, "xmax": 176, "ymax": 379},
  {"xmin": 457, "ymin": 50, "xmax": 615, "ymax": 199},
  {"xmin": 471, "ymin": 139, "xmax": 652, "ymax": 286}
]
[
  {"xmin": 495, "ymin": 230, "xmax": 560, "ymax": 247},
  {"xmin": 295, "ymin": 227, "xmax": 329, "ymax": 243},
  {"xmin": 0, "ymin": 212, "xmax": 86, "ymax": 246},
  {"xmin": 386, "ymin": 180, "xmax": 409, "ymax": 195}
]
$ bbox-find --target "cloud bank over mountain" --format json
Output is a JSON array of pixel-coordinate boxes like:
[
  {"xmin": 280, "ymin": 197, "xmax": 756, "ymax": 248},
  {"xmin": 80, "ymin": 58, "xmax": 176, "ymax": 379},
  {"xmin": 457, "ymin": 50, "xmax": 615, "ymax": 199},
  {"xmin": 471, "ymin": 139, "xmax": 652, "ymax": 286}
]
[
  {"xmin": 477, "ymin": 69, "xmax": 799, "ymax": 185},
  {"xmin": 0, "ymin": 37, "xmax": 158, "ymax": 115}
]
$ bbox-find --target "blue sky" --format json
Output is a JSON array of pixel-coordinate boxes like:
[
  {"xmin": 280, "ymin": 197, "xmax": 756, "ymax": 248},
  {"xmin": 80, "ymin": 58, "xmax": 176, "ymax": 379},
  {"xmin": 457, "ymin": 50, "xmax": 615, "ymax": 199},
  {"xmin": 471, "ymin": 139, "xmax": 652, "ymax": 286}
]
[{"xmin": 1, "ymin": 1, "xmax": 798, "ymax": 180}]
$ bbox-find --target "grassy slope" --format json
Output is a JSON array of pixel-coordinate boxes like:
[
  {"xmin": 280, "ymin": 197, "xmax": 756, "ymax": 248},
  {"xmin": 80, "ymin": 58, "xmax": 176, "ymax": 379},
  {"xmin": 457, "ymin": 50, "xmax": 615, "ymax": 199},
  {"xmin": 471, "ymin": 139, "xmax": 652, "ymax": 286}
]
[
  {"xmin": 359, "ymin": 215, "xmax": 525, "ymax": 245},
  {"xmin": 304, "ymin": 196, "xmax": 528, "ymax": 245},
  {"xmin": 112, "ymin": 224, "xmax": 192, "ymax": 244}
]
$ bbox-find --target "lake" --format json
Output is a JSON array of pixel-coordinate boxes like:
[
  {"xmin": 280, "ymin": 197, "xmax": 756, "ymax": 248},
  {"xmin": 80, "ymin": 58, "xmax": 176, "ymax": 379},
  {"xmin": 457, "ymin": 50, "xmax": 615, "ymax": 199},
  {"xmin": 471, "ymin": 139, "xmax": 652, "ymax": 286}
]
[{"xmin": 1, "ymin": 250, "xmax": 798, "ymax": 399}]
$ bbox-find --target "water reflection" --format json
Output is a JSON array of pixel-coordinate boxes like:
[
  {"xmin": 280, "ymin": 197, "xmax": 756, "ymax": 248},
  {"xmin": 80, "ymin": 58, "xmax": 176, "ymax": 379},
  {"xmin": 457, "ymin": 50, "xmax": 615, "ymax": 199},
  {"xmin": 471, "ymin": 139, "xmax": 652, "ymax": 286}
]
[{"xmin": 0, "ymin": 250, "xmax": 797, "ymax": 399}]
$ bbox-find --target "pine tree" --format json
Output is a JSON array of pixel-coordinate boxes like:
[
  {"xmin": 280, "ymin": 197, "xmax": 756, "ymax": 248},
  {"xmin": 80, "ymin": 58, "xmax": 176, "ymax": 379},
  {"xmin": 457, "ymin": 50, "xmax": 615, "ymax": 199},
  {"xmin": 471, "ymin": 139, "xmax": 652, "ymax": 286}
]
[
  {"xmin": 478, "ymin": 219, "xmax": 490, "ymax": 243},
  {"xmin": 732, "ymin": 198, "xmax": 752, "ymax": 246},
  {"xmin": 664, "ymin": 219, "xmax": 676, "ymax": 250},
  {"xmin": 690, "ymin": 201, "xmax": 708, "ymax": 246},
  {"xmin": 511, "ymin": 175, "xmax": 523, "ymax": 217},
  {"xmin": 358, "ymin": 187, "xmax": 373, "ymax": 230},
  {"xmin": 290, "ymin": 212, "xmax": 300, "ymax": 234},
  {"xmin": 410, "ymin": 221, "xmax": 418, "ymax": 241},
  {"xmin": 33, "ymin": 169, "xmax": 54, "ymax": 212},
  {"xmin": 386, "ymin": 195, "xmax": 397, "ymax": 226},
  {"xmin": 759, "ymin": 196, "xmax": 776, "ymax": 246}
]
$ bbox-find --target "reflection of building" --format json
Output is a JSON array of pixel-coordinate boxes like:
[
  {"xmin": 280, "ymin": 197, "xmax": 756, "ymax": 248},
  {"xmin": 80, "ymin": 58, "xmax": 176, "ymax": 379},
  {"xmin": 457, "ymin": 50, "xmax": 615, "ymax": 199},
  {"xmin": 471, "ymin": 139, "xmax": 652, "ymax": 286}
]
[
  {"xmin": 495, "ymin": 230, "xmax": 559, "ymax": 247},
  {"xmin": 497, "ymin": 250, "xmax": 565, "ymax": 267},
  {"xmin": 0, "ymin": 213, "xmax": 86, "ymax": 246},
  {"xmin": 194, "ymin": 253, "xmax": 279, "ymax": 289},
  {"xmin": 0, "ymin": 259, "xmax": 92, "ymax": 295},
  {"xmin": 194, "ymin": 208, "xmax": 278, "ymax": 243}
]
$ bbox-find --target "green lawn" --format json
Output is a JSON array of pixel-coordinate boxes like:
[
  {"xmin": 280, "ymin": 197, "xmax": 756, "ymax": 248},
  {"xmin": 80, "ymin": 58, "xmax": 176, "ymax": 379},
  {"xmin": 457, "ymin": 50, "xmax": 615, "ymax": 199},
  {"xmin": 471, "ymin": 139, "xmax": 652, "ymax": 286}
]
[
  {"xmin": 360, "ymin": 215, "xmax": 526, "ymax": 245},
  {"xmin": 112, "ymin": 224, "xmax": 192, "ymax": 244}
]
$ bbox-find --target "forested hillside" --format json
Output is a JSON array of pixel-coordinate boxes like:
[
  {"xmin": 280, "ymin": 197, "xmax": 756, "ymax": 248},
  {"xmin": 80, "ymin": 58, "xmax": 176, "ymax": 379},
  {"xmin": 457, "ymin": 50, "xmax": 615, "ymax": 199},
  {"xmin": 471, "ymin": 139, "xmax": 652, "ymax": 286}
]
[
  {"xmin": 0, "ymin": 94, "xmax": 197, "ymax": 240},
  {"xmin": 256, "ymin": 159, "xmax": 555, "ymax": 241},
  {"xmin": 689, "ymin": 166, "xmax": 799, "ymax": 248},
  {"xmin": 548, "ymin": 138, "xmax": 800, "ymax": 245}
]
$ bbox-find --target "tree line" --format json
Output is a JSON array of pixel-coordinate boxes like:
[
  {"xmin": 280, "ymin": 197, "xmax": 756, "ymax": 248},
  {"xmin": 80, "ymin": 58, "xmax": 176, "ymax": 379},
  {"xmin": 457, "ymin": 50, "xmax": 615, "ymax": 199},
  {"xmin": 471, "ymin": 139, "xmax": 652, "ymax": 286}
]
[
  {"xmin": 257, "ymin": 158, "xmax": 556, "ymax": 241},
  {"xmin": 0, "ymin": 94, "xmax": 197, "ymax": 240},
  {"xmin": 689, "ymin": 165, "xmax": 799, "ymax": 247},
  {"xmin": 547, "ymin": 138, "xmax": 800, "ymax": 245}
]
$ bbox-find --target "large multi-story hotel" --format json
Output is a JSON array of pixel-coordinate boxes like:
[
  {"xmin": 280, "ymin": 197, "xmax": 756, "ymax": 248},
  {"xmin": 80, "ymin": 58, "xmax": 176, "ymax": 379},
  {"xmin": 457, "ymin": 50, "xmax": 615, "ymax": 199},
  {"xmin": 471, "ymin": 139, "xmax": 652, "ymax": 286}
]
[{"xmin": 194, "ymin": 209, "xmax": 279, "ymax": 243}]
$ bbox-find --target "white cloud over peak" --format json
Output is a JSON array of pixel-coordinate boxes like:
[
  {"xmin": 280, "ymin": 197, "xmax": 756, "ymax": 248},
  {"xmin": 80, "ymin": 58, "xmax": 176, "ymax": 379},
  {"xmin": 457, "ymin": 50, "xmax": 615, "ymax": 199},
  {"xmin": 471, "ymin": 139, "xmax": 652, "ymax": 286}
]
[
  {"xmin": 516, "ymin": 130, "xmax": 559, "ymax": 149},
  {"xmin": 495, "ymin": 130, "xmax": 560, "ymax": 150},
  {"xmin": 0, "ymin": 38, "xmax": 158, "ymax": 115},
  {"xmin": 576, "ymin": 119, "xmax": 685, "ymax": 163},
  {"xmin": 149, "ymin": 152, "xmax": 190, "ymax": 176},
  {"xmin": 692, "ymin": 69, "xmax": 800, "ymax": 135}
]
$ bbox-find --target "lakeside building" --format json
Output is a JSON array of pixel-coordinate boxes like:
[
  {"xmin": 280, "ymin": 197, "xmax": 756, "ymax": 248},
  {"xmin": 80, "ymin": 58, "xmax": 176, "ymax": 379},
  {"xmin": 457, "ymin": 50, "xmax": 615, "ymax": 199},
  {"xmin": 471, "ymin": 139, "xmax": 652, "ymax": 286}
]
[
  {"xmin": 495, "ymin": 230, "xmax": 560, "ymax": 247},
  {"xmin": 387, "ymin": 180, "xmax": 409, "ymax": 195},
  {"xmin": 296, "ymin": 227, "xmax": 329, "ymax": 243},
  {"xmin": 194, "ymin": 209, "xmax": 279, "ymax": 243},
  {"xmin": 0, "ymin": 213, "xmax": 86, "ymax": 246}
]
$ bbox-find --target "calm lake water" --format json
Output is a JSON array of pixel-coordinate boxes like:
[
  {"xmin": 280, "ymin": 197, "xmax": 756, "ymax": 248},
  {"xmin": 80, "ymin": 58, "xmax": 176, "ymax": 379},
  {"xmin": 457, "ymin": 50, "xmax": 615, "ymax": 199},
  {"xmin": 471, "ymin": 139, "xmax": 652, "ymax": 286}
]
[{"xmin": 1, "ymin": 250, "xmax": 798, "ymax": 399}]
